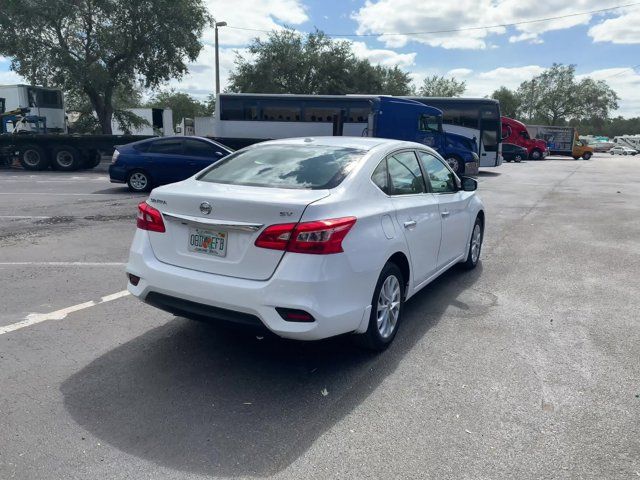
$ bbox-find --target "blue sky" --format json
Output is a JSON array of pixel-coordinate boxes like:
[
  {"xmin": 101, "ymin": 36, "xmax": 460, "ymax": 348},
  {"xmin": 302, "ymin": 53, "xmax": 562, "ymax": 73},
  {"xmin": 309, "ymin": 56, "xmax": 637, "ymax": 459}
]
[{"xmin": 2, "ymin": 0, "xmax": 639, "ymax": 116}]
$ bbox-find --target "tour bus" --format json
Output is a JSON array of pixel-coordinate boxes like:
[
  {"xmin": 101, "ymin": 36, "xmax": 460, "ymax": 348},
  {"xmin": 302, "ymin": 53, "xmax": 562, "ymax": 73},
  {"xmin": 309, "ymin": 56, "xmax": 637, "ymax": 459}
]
[
  {"xmin": 405, "ymin": 97, "xmax": 502, "ymax": 167},
  {"xmin": 207, "ymin": 93, "xmax": 480, "ymax": 173}
]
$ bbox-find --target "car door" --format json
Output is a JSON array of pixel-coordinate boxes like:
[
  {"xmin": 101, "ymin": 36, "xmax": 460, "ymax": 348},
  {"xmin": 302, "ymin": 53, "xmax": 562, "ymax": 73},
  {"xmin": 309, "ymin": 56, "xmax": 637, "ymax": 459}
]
[
  {"xmin": 144, "ymin": 138, "xmax": 186, "ymax": 184},
  {"xmin": 182, "ymin": 138, "xmax": 228, "ymax": 177},
  {"xmin": 385, "ymin": 150, "xmax": 442, "ymax": 285},
  {"xmin": 418, "ymin": 151, "xmax": 472, "ymax": 269}
]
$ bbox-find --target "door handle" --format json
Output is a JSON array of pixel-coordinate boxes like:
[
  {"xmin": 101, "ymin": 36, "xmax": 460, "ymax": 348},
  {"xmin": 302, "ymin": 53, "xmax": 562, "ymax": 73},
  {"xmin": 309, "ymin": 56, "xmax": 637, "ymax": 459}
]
[
  {"xmin": 403, "ymin": 220, "xmax": 417, "ymax": 229},
  {"xmin": 441, "ymin": 211, "xmax": 450, "ymax": 217}
]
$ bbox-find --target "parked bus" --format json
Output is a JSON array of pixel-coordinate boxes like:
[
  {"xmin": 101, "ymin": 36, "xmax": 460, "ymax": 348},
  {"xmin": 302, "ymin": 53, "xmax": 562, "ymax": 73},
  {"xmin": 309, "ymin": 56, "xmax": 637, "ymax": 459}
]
[
  {"xmin": 207, "ymin": 93, "xmax": 480, "ymax": 173},
  {"xmin": 405, "ymin": 97, "xmax": 502, "ymax": 167}
]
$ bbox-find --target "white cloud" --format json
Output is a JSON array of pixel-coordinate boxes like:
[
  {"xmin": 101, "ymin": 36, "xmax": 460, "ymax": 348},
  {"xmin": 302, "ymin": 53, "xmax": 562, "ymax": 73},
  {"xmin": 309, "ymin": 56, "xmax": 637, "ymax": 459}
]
[
  {"xmin": 352, "ymin": 0, "xmax": 627, "ymax": 49},
  {"xmin": 589, "ymin": 8, "xmax": 640, "ymax": 44},
  {"xmin": 349, "ymin": 41, "xmax": 416, "ymax": 68},
  {"xmin": 203, "ymin": 0, "xmax": 308, "ymax": 46},
  {"xmin": 0, "ymin": 70, "xmax": 23, "ymax": 84},
  {"xmin": 577, "ymin": 68, "xmax": 640, "ymax": 117}
]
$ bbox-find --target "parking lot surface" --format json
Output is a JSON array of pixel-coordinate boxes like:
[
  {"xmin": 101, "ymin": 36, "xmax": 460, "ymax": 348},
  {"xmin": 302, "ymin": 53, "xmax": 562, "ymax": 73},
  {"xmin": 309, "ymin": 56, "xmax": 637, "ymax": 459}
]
[{"xmin": 1, "ymin": 155, "xmax": 638, "ymax": 479}]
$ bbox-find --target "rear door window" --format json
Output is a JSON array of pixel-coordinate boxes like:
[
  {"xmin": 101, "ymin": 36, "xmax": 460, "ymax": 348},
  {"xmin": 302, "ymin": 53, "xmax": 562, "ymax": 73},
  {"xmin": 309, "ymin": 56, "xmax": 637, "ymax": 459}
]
[
  {"xmin": 148, "ymin": 139, "xmax": 184, "ymax": 155},
  {"xmin": 198, "ymin": 144, "xmax": 365, "ymax": 190},
  {"xmin": 387, "ymin": 151, "xmax": 426, "ymax": 195}
]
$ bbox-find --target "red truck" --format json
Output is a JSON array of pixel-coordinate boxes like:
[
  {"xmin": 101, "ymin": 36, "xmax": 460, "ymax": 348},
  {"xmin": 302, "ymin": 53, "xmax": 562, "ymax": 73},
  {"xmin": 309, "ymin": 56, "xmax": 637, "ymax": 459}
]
[{"xmin": 501, "ymin": 116, "xmax": 549, "ymax": 160}]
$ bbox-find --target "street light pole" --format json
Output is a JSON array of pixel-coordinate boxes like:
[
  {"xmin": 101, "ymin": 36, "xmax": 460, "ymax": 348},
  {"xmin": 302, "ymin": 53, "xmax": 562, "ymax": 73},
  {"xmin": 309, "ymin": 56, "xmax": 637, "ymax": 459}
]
[{"xmin": 214, "ymin": 21, "xmax": 227, "ymax": 96}]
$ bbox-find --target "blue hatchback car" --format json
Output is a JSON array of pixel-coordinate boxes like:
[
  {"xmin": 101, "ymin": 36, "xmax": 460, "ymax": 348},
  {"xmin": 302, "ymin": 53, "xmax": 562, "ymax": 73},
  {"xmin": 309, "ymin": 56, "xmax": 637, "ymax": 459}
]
[{"xmin": 109, "ymin": 136, "xmax": 233, "ymax": 192}]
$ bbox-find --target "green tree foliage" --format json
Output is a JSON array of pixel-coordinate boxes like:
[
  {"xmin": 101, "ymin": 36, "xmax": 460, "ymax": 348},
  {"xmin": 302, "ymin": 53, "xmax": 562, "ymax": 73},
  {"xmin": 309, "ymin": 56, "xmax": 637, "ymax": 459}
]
[
  {"xmin": 228, "ymin": 29, "xmax": 414, "ymax": 95},
  {"xmin": 491, "ymin": 86, "xmax": 521, "ymax": 118},
  {"xmin": 146, "ymin": 90, "xmax": 214, "ymax": 125},
  {"xmin": 0, "ymin": 0, "xmax": 210, "ymax": 133},
  {"xmin": 516, "ymin": 64, "xmax": 618, "ymax": 125},
  {"xmin": 570, "ymin": 116, "xmax": 640, "ymax": 138},
  {"xmin": 418, "ymin": 75, "xmax": 466, "ymax": 97}
]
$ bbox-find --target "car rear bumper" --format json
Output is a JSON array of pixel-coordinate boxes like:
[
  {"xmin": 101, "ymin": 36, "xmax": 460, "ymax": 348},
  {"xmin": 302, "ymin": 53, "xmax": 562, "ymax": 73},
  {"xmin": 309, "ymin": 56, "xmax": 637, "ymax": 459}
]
[
  {"xmin": 109, "ymin": 164, "xmax": 127, "ymax": 183},
  {"xmin": 126, "ymin": 230, "xmax": 375, "ymax": 340}
]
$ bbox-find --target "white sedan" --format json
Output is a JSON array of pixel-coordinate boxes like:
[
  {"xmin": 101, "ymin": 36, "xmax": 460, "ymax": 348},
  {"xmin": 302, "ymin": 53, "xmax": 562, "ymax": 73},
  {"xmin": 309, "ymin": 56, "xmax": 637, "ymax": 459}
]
[
  {"xmin": 609, "ymin": 146, "xmax": 638, "ymax": 155},
  {"xmin": 127, "ymin": 137, "xmax": 485, "ymax": 350}
]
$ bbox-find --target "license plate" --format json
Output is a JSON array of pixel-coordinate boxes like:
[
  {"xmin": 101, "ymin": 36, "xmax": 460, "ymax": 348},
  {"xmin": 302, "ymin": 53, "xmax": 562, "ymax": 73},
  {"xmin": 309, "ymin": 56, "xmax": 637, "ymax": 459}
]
[{"xmin": 187, "ymin": 228, "xmax": 227, "ymax": 257}]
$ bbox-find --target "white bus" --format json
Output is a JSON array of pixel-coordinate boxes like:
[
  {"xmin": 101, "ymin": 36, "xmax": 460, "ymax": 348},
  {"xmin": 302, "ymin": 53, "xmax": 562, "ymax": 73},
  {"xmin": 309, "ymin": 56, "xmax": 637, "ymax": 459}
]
[{"xmin": 0, "ymin": 84, "xmax": 66, "ymax": 132}]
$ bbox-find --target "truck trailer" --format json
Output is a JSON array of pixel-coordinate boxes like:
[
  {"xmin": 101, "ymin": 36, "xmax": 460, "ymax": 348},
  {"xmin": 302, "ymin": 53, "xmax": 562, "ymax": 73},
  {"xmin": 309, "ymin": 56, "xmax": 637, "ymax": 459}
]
[{"xmin": 526, "ymin": 125, "xmax": 593, "ymax": 160}]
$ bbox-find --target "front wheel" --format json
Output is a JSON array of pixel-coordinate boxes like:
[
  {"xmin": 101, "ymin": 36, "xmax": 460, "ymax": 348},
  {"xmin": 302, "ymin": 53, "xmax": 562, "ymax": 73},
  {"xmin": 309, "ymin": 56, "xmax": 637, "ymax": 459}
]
[
  {"xmin": 446, "ymin": 156, "xmax": 464, "ymax": 176},
  {"xmin": 461, "ymin": 217, "xmax": 483, "ymax": 270},
  {"xmin": 582, "ymin": 152, "xmax": 593, "ymax": 160},
  {"xmin": 530, "ymin": 149, "xmax": 542, "ymax": 160},
  {"xmin": 355, "ymin": 262, "xmax": 405, "ymax": 351},
  {"xmin": 623, "ymin": 151, "xmax": 628, "ymax": 156},
  {"xmin": 514, "ymin": 154, "xmax": 523, "ymax": 163}
]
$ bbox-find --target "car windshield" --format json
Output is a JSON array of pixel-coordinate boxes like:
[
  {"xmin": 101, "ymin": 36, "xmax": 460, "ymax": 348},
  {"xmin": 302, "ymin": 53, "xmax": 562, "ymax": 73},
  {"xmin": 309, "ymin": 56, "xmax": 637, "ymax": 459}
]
[{"xmin": 197, "ymin": 144, "xmax": 365, "ymax": 190}]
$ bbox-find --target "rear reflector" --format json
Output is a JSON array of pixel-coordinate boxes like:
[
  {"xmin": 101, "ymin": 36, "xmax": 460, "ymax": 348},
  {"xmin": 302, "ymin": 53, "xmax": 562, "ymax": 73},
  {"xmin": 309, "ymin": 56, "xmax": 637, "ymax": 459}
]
[
  {"xmin": 137, "ymin": 202, "xmax": 165, "ymax": 233},
  {"xmin": 128, "ymin": 273, "xmax": 140, "ymax": 286},
  {"xmin": 276, "ymin": 308, "xmax": 315, "ymax": 322},
  {"xmin": 255, "ymin": 217, "xmax": 356, "ymax": 255}
]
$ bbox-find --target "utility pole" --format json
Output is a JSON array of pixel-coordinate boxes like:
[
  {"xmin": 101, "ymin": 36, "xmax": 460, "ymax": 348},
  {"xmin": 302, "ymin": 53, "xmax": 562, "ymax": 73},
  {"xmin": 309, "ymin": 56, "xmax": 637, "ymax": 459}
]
[{"xmin": 214, "ymin": 21, "xmax": 227, "ymax": 96}]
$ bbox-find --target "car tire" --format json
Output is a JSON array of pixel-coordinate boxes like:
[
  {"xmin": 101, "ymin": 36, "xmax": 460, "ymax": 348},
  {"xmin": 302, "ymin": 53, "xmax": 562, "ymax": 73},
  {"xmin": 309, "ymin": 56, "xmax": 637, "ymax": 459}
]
[
  {"xmin": 514, "ymin": 154, "xmax": 523, "ymax": 162},
  {"xmin": 19, "ymin": 145, "xmax": 49, "ymax": 171},
  {"xmin": 461, "ymin": 216, "xmax": 483, "ymax": 270},
  {"xmin": 623, "ymin": 151, "xmax": 628, "ymax": 156},
  {"xmin": 446, "ymin": 155, "xmax": 465, "ymax": 176},
  {"xmin": 51, "ymin": 145, "xmax": 81, "ymax": 171},
  {"xmin": 127, "ymin": 169, "xmax": 152, "ymax": 192},
  {"xmin": 530, "ymin": 149, "xmax": 542, "ymax": 160},
  {"xmin": 355, "ymin": 262, "xmax": 405, "ymax": 351}
]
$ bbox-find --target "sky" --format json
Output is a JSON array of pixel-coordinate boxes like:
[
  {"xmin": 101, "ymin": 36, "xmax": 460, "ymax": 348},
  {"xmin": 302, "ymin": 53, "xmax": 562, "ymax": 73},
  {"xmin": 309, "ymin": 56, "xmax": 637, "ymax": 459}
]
[{"xmin": 1, "ymin": 0, "xmax": 639, "ymax": 117}]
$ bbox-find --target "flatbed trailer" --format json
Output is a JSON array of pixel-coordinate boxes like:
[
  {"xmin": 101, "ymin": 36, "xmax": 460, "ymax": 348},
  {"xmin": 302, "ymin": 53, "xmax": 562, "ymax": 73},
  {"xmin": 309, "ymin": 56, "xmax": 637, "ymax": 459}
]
[{"xmin": 0, "ymin": 133, "xmax": 154, "ymax": 171}]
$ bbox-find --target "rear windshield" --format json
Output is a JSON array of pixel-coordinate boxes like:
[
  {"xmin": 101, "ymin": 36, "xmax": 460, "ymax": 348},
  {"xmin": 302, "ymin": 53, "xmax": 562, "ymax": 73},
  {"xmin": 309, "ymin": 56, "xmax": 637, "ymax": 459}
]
[{"xmin": 197, "ymin": 144, "xmax": 365, "ymax": 190}]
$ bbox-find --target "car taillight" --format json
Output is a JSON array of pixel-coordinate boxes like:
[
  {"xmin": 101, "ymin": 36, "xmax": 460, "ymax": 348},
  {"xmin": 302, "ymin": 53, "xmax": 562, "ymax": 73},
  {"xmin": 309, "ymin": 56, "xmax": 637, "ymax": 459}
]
[
  {"xmin": 111, "ymin": 149, "xmax": 120, "ymax": 164},
  {"xmin": 255, "ymin": 217, "xmax": 356, "ymax": 255},
  {"xmin": 137, "ymin": 202, "xmax": 165, "ymax": 233}
]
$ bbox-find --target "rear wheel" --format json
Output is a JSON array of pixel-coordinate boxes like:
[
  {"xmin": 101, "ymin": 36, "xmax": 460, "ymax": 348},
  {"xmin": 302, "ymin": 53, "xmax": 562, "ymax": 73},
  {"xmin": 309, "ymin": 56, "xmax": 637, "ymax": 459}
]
[
  {"xmin": 355, "ymin": 262, "xmax": 405, "ymax": 351},
  {"xmin": 461, "ymin": 217, "xmax": 483, "ymax": 270},
  {"xmin": 51, "ymin": 145, "xmax": 81, "ymax": 171},
  {"xmin": 446, "ymin": 155, "xmax": 464, "ymax": 175},
  {"xmin": 623, "ymin": 151, "xmax": 628, "ymax": 156},
  {"xmin": 127, "ymin": 169, "xmax": 151, "ymax": 192},
  {"xmin": 19, "ymin": 145, "xmax": 49, "ymax": 170}
]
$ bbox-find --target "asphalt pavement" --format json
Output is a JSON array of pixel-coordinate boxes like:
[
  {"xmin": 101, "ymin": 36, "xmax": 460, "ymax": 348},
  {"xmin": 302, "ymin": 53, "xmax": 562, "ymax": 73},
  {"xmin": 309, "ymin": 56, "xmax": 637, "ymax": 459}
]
[{"xmin": 0, "ymin": 155, "xmax": 638, "ymax": 479}]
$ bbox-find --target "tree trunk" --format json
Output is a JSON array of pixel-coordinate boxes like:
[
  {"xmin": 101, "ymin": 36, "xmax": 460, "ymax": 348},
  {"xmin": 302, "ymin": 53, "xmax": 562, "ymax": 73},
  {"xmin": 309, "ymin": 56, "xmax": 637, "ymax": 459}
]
[{"xmin": 85, "ymin": 88, "xmax": 113, "ymax": 134}]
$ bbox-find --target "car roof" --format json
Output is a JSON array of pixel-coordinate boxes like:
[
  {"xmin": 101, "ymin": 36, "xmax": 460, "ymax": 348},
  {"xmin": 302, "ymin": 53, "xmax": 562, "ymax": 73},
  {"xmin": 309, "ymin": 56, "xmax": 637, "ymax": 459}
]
[{"xmin": 255, "ymin": 136, "xmax": 421, "ymax": 151}]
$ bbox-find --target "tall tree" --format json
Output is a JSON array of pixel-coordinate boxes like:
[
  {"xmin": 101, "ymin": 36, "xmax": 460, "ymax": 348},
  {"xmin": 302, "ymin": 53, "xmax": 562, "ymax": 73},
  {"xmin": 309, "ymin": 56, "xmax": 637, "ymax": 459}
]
[
  {"xmin": 491, "ymin": 86, "xmax": 520, "ymax": 118},
  {"xmin": 418, "ymin": 75, "xmax": 466, "ymax": 97},
  {"xmin": 146, "ymin": 90, "xmax": 212, "ymax": 125},
  {"xmin": 228, "ymin": 29, "xmax": 413, "ymax": 95},
  {"xmin": 516, "ymin": 64, "xmax": 618, "ymax": 125},
  {"xmin": 0, "ymin": 0, "xmax": 210, "ymax": 133}
]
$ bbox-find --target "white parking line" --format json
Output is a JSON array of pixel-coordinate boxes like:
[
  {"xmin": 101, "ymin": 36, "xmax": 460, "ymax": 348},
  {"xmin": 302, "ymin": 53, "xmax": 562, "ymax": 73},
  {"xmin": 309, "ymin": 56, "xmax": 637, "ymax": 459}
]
[
  {"xmin": 0, "ymin": 262, "xmax": 126, "ymax": 266},
  {"xmin": 0, "ymin": 290, "xmax": 131, "ymax": 335},
  {"xmin": 0, "ymin": 193, "xmax": 133, "ymax": 196}
]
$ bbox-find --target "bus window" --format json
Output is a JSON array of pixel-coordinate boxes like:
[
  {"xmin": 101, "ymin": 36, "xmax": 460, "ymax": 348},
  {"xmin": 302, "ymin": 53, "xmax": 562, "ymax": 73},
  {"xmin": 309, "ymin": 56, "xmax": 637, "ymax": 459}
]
[
  {"xmin": 304, "ymin": 105, "xmax": 341, "ymax": 122},
  {"xmin": 261, "ymin": 101, "xmax": 301, "ymax": 121},
  {"xmin": 347, "ymin": 107, "xmax": 369, "ymax": 123},
  {"xmin": 220, "ymin": 98, "xmax": 244, "ymax": 120}
]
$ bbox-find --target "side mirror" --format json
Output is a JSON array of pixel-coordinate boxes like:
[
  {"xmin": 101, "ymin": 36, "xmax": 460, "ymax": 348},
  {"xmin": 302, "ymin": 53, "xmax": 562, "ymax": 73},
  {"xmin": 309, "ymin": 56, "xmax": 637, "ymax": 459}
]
[{"xmin": 460, "ymin": 176, "xmax": 478, "ymax": 192}]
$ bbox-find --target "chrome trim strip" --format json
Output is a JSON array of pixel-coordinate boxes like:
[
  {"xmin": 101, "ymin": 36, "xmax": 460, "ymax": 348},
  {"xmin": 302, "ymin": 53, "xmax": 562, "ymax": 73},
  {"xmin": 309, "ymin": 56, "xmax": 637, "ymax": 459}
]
[{"xmin": 162, "ymin": 212, "xmax": 264, "ymax": 232}]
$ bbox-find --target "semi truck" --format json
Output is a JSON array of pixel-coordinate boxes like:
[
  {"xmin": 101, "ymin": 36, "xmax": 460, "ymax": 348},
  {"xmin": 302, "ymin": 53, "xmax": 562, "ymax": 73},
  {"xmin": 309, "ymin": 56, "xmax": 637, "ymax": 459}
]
[
  {"xmin": 526, "ymin": 125, "xmax": 593, "ymax": 160},
  {"xmin": 0, "ymin": 84, "xmax": 171, "ymax": 171},
  {"xmin": 501, "ymin": 116, "xmax": 549, "ymax": 160}
]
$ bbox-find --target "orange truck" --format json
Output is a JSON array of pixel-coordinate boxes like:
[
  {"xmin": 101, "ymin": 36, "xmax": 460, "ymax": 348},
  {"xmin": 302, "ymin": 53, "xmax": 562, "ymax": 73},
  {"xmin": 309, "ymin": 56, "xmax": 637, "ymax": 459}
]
[{"xmin": 526, "ymin": 125, "xmax": 594, "ymax": 160}]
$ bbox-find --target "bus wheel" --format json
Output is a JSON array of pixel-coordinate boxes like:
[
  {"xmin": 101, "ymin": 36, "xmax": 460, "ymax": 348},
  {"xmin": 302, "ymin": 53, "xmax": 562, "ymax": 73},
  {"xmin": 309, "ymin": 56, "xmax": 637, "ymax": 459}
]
[
  {"xmin": 51, "ymin": 145, "xmax": 81, "ymax": 171},
  {"xmin": 19, "ymin": 145, "xmax": 49, "ymax": 171},
  {"xmin": 446, "ymin": 155, "xmax": 464, "ymax": 175}
]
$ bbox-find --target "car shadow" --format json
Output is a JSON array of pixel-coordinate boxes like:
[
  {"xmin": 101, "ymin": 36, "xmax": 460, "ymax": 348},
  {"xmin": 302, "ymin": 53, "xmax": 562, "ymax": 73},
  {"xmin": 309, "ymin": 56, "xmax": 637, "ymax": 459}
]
[
  {"xmin": 61, "ymin": 264, "xmax": 483, "ymax": 477},
  {"xmin": 477, "ymin": 170, "xmax": 501, "ymax": 177}
]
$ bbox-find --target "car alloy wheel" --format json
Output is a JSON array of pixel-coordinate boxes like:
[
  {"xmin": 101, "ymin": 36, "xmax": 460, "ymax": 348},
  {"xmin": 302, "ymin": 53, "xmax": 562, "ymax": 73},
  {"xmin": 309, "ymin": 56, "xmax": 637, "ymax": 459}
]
[
  {"xmin": 128, "ymin": 172, "xmax": 149, "ymax": 191},
  {"xmin": 470, "ymin": 223, "xmax": 482, "ymax": 264},
  {"xmin": 376, "ymin": 274, "xmax": 401, "ymax": 339}
]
